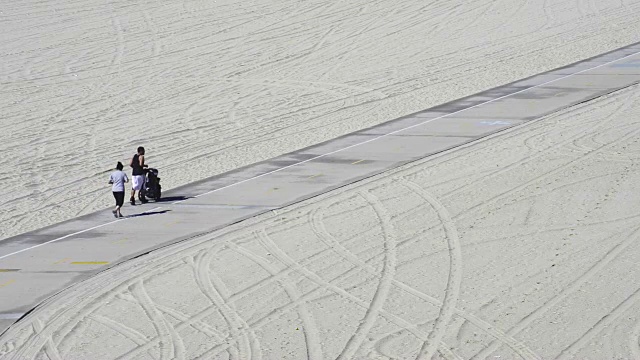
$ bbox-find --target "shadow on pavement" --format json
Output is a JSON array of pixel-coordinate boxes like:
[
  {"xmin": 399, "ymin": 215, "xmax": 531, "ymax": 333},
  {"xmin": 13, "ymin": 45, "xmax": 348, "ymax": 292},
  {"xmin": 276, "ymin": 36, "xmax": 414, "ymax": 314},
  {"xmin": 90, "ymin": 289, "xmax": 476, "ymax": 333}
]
[
  {"xmin": 152, "ymin": 196, "xmax": 191, "ymax": 203},
  {"xmin": 126, "ymin": 210, "xmax": 171, "ymax": 218}
]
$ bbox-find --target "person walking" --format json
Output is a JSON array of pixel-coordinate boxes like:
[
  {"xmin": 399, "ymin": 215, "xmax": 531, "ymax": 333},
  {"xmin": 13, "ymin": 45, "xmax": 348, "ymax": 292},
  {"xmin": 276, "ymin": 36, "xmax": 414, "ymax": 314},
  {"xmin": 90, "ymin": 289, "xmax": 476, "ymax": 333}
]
[
  {"xmin": 129, "ymin": 146, "xmax": 147, "ymax": 205},
  {"xmin": 109, "ymin": 162, "xmax": 129, "ymax": 218}
]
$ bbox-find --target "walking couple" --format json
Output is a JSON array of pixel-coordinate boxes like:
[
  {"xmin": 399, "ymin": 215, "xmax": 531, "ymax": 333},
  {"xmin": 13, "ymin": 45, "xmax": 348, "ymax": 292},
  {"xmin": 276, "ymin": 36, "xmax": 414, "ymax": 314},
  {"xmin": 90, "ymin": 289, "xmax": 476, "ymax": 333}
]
[{"xmin": 108, "ymin": 147, "xmax": 148, "ymax": 218}]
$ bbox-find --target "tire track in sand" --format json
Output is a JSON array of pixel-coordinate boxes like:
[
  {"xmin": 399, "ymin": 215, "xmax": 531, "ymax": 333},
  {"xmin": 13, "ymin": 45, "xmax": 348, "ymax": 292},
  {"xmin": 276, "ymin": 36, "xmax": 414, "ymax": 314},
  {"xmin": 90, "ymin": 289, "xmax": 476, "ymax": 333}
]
[
  {"xmin": 335, "ymin": 190, "xmax": 397, "ymax": 360},
  {"xmin": 32, "ymin": 319, "xmax": 63, "ymax": 360},
  {"xmin": 245, "ymin": 190, "xmax": 397, "ymax": 359},
  {"xmin": 473, "ymin": 224, "xmax": 640, "ymax": 360},
  {"xmin": 197, "ymin": 233, "xmax": 416, "ymax": 359},
  {"xmin": 401, "ymin": 180, "xmax": 463, "ymax": 360},
  {"xmin": 310, "ymin": 189, "xmax": 540, "ymax": 358},
  {"xmin": 309, "ymin": 202, "xmax": 458, "ymax": 359},
  {"xmin": 130, "ymin": 280, "xmax": 185, "ymax": 360},
  {"xmin": 114, "ymin": 251, "xmax": 258, "ymax": 360},
  {"xmin": 556, "ymin": 285, "xmax": 640, "ymax": 360},
  {"xmin": 115, "ymin": 292, "xmax": 238, "ymax": 360},
  {"xmin": 190, "ymin": 250, "xmax": 261, "ymax": 359},
  {"xmin": 87, "ymin": 314, "xmax": 158, "ymax": 360},
  {"xmin": 230, "ymin": 237, "xmax": 324, "ymax": 360},
  {"xmin": 303, "ymin": 183, "xmax": 538, "ymax": 358},
  {"xmin": 10, "ymin": 261, "xmax": 187, "ymax": 359}
]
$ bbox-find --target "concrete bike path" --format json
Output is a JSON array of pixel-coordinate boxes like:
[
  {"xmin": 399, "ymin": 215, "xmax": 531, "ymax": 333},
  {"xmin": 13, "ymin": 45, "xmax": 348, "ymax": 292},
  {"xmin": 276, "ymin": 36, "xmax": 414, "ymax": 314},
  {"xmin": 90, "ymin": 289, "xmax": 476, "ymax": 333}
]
[{"xmin": 2, "ymin": 41, "xmax": 640, "ymax": 333}]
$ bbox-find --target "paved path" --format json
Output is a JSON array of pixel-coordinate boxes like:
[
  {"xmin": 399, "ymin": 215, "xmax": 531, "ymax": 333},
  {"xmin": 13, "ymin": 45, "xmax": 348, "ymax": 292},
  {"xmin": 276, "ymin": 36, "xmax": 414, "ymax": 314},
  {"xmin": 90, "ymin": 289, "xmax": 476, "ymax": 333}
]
[{"xmin": 1, "ymin": 42, "xmax": 640, "ymax": 334}]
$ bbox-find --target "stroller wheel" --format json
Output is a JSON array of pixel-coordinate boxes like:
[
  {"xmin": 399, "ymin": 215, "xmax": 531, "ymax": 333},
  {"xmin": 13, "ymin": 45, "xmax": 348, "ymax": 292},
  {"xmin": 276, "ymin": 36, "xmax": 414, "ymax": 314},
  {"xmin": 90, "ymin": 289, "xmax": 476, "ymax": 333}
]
[{"xmin": 139, "ymin": 190, "xmax": 148, "ymax": 203}]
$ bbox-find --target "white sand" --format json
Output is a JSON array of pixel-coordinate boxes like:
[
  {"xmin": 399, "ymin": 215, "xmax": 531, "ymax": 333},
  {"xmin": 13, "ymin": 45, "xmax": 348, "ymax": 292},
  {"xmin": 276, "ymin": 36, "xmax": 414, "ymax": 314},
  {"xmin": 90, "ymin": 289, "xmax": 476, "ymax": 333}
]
[
  {"xmin": 3, "ymin": 82, "xmax": 640, "ymax": 358},
  {"xmin": 2, "ymin": 0, "xmax": 640, "ymax": 239}
]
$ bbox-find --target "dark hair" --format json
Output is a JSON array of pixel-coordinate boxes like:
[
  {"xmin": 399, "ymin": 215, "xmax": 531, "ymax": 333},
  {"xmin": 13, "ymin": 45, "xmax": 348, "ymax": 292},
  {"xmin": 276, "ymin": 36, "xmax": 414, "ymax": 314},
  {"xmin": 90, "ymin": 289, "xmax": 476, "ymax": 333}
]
[
  {"xmin": 116, "ymin": 161, "xmax": 124, "ymax": 170},
  {"xmin": 137, "ymin": 146, "xmax": 145, "ymax": 155}
]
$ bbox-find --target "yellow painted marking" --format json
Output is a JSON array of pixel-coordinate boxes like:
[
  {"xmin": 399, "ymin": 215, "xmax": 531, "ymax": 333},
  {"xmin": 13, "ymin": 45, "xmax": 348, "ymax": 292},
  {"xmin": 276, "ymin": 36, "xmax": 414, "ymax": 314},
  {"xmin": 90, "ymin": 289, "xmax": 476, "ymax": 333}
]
[
  {"xmin": 0, "ymin": 280, "xmax": 16, "ymax": 288},
  {"xmin": 307, "ymin": 174, "xmax": 322, "ymax": 179},
  {"xmin": 351, "ymin": 159, "xmax": 365, "ymax": 165},
  {"xmin": 164, "ymin": 221, "xmax": 180, "ymax": 228},
  {"xmin": 53, "ymin": 258, "xmax": 71, "ymax": 265},
  {"xmin": 0, "ymin": 269, "xmax": 19, "ymax": 272},
  {"xmin": 70, "ymin": 261, "xmax": 109, "ymax": 265}
]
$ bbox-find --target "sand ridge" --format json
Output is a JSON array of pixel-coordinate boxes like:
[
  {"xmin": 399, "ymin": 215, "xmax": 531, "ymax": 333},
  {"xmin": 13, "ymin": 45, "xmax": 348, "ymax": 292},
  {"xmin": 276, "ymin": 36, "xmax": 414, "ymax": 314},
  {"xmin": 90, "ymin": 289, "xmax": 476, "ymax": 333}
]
[{"xmin": 2, "ymin": 0, "xmax": 640, "ymax": 239}]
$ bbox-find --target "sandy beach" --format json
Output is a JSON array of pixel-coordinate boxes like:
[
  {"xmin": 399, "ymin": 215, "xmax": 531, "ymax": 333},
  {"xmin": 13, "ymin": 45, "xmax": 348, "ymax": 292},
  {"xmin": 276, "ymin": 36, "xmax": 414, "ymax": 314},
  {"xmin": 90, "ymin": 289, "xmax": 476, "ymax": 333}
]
[
  {"xmin": 2, "ymin": 0, "xmax": 640, "ymax": 239},
  {"xmin": 3, "ymin": 0, "xmax": 640, "ymax": 358},
  {"xmin": 3, "ymin": 80, "xmax": 640, "ymax": 358}
]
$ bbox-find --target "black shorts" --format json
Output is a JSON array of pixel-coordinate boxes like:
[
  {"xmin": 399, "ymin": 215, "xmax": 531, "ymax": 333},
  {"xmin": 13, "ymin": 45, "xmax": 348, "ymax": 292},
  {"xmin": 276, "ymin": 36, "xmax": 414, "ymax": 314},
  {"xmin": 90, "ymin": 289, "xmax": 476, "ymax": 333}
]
[{"xmin": 113, "ymin": 191, "xmax": 125, "ymax": 207}]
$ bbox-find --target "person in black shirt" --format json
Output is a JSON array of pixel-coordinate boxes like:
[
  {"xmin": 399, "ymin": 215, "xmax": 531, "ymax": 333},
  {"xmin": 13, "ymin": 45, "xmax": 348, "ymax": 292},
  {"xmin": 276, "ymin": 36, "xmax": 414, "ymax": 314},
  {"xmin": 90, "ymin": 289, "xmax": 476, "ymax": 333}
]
[{"xmin": 129, "ymin": 146, "xmax": 147, "ymax": 205}]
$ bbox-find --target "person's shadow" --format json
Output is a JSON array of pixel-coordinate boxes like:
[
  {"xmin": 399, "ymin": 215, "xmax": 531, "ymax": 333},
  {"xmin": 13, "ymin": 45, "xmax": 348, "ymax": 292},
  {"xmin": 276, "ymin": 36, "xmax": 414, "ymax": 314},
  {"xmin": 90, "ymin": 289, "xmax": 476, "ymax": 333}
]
[
  {"xmin": 150, "ymin": 196, "xmax": 191, "ymax": 203},
  {"xmin": 126, "ymin": 209, "xmax": 171, "ymax": 218},
  {"xmin": 122, "ymin": 195, "xmax": 190, "ymax": 219}
]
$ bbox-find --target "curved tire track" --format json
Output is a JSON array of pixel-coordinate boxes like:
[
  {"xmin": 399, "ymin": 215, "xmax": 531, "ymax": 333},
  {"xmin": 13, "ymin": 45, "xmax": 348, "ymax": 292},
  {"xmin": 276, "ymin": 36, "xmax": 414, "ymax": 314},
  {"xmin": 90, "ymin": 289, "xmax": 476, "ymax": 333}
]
[{"xmin": 401, "ymin": 180, "xmax": 463, "ymax": 360}]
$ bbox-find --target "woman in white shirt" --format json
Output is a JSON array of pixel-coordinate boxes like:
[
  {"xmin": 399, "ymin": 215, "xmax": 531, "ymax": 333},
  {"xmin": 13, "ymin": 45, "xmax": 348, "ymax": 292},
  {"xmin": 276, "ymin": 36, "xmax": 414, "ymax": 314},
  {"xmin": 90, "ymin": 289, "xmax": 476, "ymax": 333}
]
[{"xmin": 109, "ymin": 162, "xmax": 129, "ymax": 218}]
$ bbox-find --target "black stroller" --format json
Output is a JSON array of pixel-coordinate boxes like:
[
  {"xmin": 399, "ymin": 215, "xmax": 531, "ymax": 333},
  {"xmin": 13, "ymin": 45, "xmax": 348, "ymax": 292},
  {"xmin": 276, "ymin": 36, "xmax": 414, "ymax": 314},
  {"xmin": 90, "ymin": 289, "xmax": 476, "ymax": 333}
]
[{"xmin": 140, "ymin": 168, "xmax": 162, "ymax": 202}]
